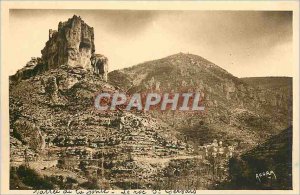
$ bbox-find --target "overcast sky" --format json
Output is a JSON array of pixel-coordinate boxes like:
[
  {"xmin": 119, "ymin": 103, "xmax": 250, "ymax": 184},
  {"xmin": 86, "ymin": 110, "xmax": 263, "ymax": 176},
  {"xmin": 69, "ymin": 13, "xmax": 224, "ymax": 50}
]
[{"xmin": 9, "ymin": 10, "xmax": 293, "ymax": 77}]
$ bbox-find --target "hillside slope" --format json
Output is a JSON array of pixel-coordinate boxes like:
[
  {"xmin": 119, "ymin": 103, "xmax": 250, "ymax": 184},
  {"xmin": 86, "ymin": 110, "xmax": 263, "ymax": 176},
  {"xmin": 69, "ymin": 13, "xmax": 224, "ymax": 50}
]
[
  {"xmin": 9, "ymin": 65, "xmax": 193, "ymax": 189},
  {"xmin": 220, "ymin": 126, "xmax": 293, "ymax": 190},
  {"xmin": 109, "ymin": 53, "xmax": 292, "ymax": 149}
]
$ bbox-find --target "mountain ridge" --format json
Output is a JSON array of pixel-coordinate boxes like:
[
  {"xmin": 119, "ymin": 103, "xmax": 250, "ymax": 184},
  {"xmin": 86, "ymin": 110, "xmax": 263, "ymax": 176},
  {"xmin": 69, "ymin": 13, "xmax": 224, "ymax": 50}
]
[
  {"xmin": 108, "ymin": 52, "xmax": 292, "ymax": 149},
  {"xmin": 9, "ymin": 15, "xmax": 293, "ymax": 190}
]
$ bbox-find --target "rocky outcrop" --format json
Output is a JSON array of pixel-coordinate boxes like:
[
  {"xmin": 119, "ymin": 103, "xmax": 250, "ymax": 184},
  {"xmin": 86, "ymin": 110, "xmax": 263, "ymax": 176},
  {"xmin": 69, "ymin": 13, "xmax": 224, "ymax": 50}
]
[
  {"xmin": 11, "ymin": 15, "xmax": 108, "ymax": 83},
  {"xmin": 12, "ymin": 118, "xmax": 44, "ymax": 151},
  {"xmin": 91, "ymin": 53, "xmax": 108, "ymax": 81},
  {"xmin": 44, "ymin": 76, "xmax": 59, "ymax": 103},
  {"xmin": 41, "ymin": 15, "xmax": 95, "ymax": 70},
  {"xmin": 9, "ymin": 57, "xmax": 47, "ymax": 83}
]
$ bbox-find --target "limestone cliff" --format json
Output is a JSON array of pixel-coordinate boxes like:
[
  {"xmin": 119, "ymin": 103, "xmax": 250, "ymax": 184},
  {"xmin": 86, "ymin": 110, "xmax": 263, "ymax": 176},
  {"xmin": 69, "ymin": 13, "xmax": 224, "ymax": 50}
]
[
  {"xmin": 91, "ymin": 53, "xmax": 108, "ymax": 81},
  {"xmin": 41, "ymin": 15, "xmax": 95, "ymax": 69},
  {"xmin": 11, "ymin": 15, "xmax": 108, "ymax": 82}
]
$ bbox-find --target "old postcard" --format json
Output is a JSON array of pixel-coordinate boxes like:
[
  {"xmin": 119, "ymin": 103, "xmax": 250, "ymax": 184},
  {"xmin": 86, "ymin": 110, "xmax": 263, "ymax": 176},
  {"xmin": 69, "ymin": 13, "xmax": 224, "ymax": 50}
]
[{"xmin": 0, "ymin": 1, "xmax": 299, "ymax": 195}]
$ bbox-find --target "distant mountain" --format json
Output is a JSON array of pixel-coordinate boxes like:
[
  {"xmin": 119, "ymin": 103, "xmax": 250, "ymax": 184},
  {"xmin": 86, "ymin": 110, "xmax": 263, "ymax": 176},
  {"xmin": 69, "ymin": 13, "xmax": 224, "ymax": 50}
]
[
  {"xmin": 109, "ymin": 52, "xmax": 241, "ymax": 92},
  {"xmin": 109, "ymin": 53, "xmax": 292, "ymax": 149},
  {"xmin": 241, "ymin": 77, "xmax": 292, "ymax": 89}
]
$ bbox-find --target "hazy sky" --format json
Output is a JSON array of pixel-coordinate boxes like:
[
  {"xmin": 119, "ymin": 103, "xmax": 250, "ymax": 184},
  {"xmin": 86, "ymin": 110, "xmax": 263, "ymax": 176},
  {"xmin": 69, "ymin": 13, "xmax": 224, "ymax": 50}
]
[{"xmin": 9, "ymin": 10, "xmax": 293, "ymax": 77}]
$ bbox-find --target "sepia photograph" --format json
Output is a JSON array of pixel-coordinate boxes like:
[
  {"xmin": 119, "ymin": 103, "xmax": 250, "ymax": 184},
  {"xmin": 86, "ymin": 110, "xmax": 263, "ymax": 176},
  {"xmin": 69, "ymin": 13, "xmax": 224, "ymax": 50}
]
[{"xmin": 0, "ymin": 1, "xmax": 299, "ymax": 194}]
